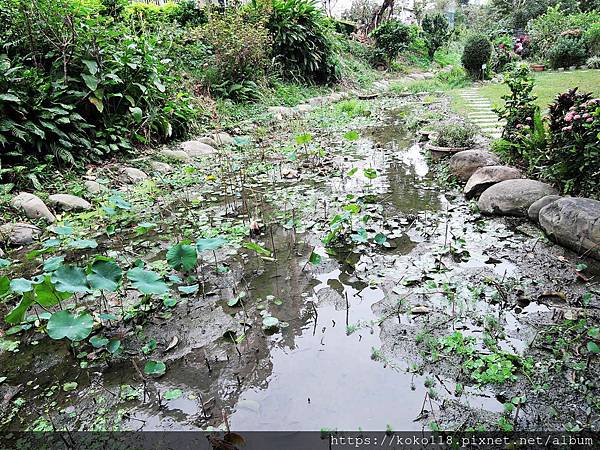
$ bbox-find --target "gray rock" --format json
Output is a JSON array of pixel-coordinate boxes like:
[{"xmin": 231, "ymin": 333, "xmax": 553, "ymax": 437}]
[
  {"xmin": 538, "ymin": 197, "xmax": 600, "ymax": 260},
  {"xmin": 464, "ymin": 165, "xmax": 522, "ymax": 199},
  {"xmin": 84, "ymin": 180, "xmax": 104, "ymax": 194},
  {"xmin": 307, "ymin": 97, "xmax": 326, "ymax": 106},
  {"xmin": 121, "ymin": 167, "xmax": 148, "ymax": 183},
  {"xmin": 48, "ymin": 194, "xmax": 91, "ymax": 212},
  {"xmin": 11, "ymin": 192, "xmax": 55, "ymax": 222},
  {"xmin": 180, "ymin": 140, "xmax": 217, "ymax": 157},
  {"xmin": 0, "ymin": 222, "xmax": 41, "ymax": 245},
  {"xmin": 198, "ymin": 136, "xmax": 219, "ymax": 147},
  {"xmin": 449, "ymin": 150, "xmax": 501, "ymax": 181},
  {"xmin": 160, "ymin": 149, "xmax": 190, "ymax": 161},
  {"xmin": 212, "ymin": 132, "xmax": 235, "ymax": 147},
  {"xmin": 150, "ymin": 161, "xmax": 173, "ymax": 173},
  {"xmin": 295, "ymin": 104, "xmax": 313, "ymax": 114},
  {"xmin": 527, "ymin": 195, "xmax": 562, "ymax": 223},
  {"xmin": 478, "ymin": 179, "xmax": 558, "ymax": 216},
  {"xmin": 268, "ymin": 106, "xmax": 298, "ymax": 120}
]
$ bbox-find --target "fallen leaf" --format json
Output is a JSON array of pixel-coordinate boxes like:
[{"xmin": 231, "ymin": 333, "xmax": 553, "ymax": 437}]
[{"xmin": 164, "ymin": 336, "xmax": 179, "ymax": 353}]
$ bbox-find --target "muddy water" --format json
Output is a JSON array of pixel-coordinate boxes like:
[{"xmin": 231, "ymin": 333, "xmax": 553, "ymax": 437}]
[
  {"xmin": 225, "ymin": 117, "xmax": 441, "ymax": 430},
  {"xmin": 5, "ymin": 96, "xmax": 597, "ymax": 433}
]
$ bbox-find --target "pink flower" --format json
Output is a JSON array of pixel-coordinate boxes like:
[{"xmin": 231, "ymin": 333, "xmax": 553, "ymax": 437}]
[
  {"xmin": 564, "ymin": 113, "xmax": 574, "ymax": 122},
  {"xmin": 574, "ymin": 114, "xmax": 581, "ymax": 120},
  {"xmin": 586, "ymin": 117, "xmax": 594, "ymax": 123}
]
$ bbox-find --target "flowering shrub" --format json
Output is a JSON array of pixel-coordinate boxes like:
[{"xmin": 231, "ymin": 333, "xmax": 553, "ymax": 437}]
[
  {"xmin": 545, "ymin": 88, "xmax": 600, "ymax": 194},
  {"xmin": 491, "ymin": 35, "xmax": 517, "ymax": 72}
]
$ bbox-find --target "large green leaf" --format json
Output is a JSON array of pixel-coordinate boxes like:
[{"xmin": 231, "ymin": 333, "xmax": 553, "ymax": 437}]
[
  {"xmin": 10, "ymin": 278, "xmax": 34, "ymax": 294},
  {"xmin": 52, "ymin": 265, "xmax": 90, "ymax": 294},
  {"xmin": 166, "ymin": 243, "xmax": 197, "ymax": 272},
  {"xmin": 5, "ymin": 291, "xmax": 35, "ymax": 324},
  {"xmin": 196, "ymin": 237, "xmax": 227, "ymax": 253},
  {"xmin": 43, "ymin": 256, "xmax": 65, "ymax": 273},
  {"xmin": 243, "ymin": 241, "xmax": 271, "ymax": 257},
  {"xmin": 68, "ymin": 239, "xmax": 98, "ymax": 249},
  {"xmin": 308, "ymin": 251, "xmax": 322, "ymax": 265},
  {"xmin": 88, "ymin": 260, "xmax": 122, "ymax": 292},
  {"xmin": 82, "ymin": 59, "xmax": 98, "ymax": 75},
  {"xmin": 34, "ymin": 276, "xmax": 71, "ymax": 307},
  {"xmin": 82, "ymin": 73, "xmax": 98, "ymax": 91},
  {"xmin": 129, "ymin": 107, "xmax": 143, "ymax": 123},
  {"xmin": 0, "ymin": 276, "xmax": 9, "ymax": 297},
  {"xmin": 144, "ymin": 360, "xmax": 166, "ymax": 376},
  {"xmin": 127, "ymin": 268, "xmax": 169, "ymax": 296},
  {"xmin": 47, "ymin": 310, "xmax": 94, "ymax": 341}
]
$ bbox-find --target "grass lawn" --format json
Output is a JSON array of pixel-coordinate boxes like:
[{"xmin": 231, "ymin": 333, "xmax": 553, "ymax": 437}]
[{"xmin": 451, "ymin": 69, "xmax": 600, "ymax": 114}]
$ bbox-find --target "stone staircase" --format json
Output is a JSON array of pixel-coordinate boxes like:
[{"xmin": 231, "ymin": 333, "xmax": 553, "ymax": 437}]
[{"xmin": 459, "ymin": 88, "xmax": 504, "ymax": 140}]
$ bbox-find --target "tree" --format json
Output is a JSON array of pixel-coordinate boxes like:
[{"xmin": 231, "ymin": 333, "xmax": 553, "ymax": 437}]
[
  {"xmin": 370, "ymin": 19, "xmax": 413, "ymax": 64},
  {"xmin": 422, "ymin": 13, "xmax": 450, "ymax": 60}
]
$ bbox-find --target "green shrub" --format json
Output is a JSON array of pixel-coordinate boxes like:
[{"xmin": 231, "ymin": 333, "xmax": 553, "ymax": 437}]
[
  {"xmin": 548, "ymin": 37, "xmax": 587, "ymax": 69},
  {"xmin": 370, "ymin": 20, "xmax": 414, "ymax": 64},
  {"xmin": 421, "ymin": 13, "xmax": 450, "ymax": 61},
  {"xmin": 0, "ymin": 0, "xmax": 201, "ymax": 169},
  {"xmin": 431, "ymin": 122, "xmax": 478, "ymax": 148},
  {"xmin": 436, "ymin": 66, "xmax": 469, "ymax": 88},
  {"xmin": 173, "ymin": 0, "xmax": 208, "ymax": 27},
  {"xmin": 527, "ymin": 6, "xmax": 600, "ymax": 59},
  {"xmin": 264, "ymin": 0, "xmax": 340, "ymax": 83},
  {"xmin": 101, "ymin": 0, "xmax": 128, "ymax": 18},
  {"xmin": 584, "ymin": 23, "xmax": 600, "ymax": 56},
  {"xmin": 493, "ymin": 64, "xmax": 539, "ymax": 155},
  {"xmin": 461, "ymin": 34, "xmax": 492, "ymax": 80},
  {"xmin": 123, "ymin": 1, "xmax": 180, "ymax": 27},
  {"xmin": 190, "ymin": 11, "xmax": 271, "ymax": 101},
  {"xmin": 586, "ymin": 56, "xmax": 600, "ymax": 68}
]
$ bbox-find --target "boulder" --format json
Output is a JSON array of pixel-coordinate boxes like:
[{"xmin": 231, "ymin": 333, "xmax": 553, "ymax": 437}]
[
  {"xmin": 449, "ymin": 150, "xmax": 500, "ymax": 181},
  {"xmin": 328, "ymin": 93, "xmax": 343, "ymax": 102},
  {"xmin": 150, "ymin": 161, "xmax": 173, "ymax": 173},
  {"xmin": 11, "ymin": 192, "xmax": 55, "ymax": 222},
  {"xmin": 295, "ymin": 104, "xmax": 313, "ymax": 114},
  {"xmin": 48, "ymin": 194, "xmax": 91, "ymax": 212},
  {"xmin": 84, "ymin": 180, "xmax": 104, "ymax": 194},
  {"xmin": 0, "ymin": 222, "xmax": 41, "ymax": 245},
  {"xmin": 212, "ymin": 132, "xmax": 235, "ymax": 147},
  {"xmin": 478, "ymin": 179, "xmax": 558, "ymax": 216},
  {"xmin": 160, "ymin": 149, "xmax": 190, "ymax": 161},
  {"xmin": 121, "ymin": 167, "xmax": 148, "ymax": 183},
  {"xmin": 538, "ymin": 197, "xmax": 600, "ymax": 260},
  {"xmin": 180, "ymin": 140, "xmax": 217, "ymax": 157},
  {"xmin": 527, "ymin": 195, "xmax": 562, "ymax": 223},
  {"xmin": 198, "ymin": 136, "xmax": 218, "ymax": 148},
  {"xmin": 307, "ymin": 97, "xmax": 326, "ymax": 106},
  {"xmin": 464, "ymin": 165, "xmax": 522, "ymax": 199}
]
